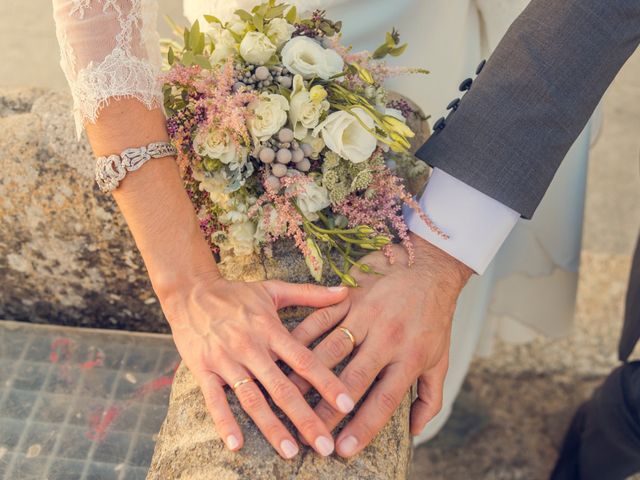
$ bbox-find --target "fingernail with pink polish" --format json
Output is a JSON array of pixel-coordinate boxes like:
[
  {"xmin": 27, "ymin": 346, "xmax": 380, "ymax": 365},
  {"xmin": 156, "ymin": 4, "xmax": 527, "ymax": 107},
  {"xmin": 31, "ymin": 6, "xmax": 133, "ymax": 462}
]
[
  {"xmin": 336, "ymin": 393, "xmax": 355, "ymax": 413},
  {"xmin": 226, "ymin": 435, "xmax": 239, "ymax": 450},
  {"xmin": 315, "ymin": 436, "xmax": 334, "ymax": 456},
  {"xmin": 338, "ymin": 435, "xmax": 358, "ymax": 457},
  {"xmin": 281, "ymin": 439, "xmax": 299, "ymax": 459}
]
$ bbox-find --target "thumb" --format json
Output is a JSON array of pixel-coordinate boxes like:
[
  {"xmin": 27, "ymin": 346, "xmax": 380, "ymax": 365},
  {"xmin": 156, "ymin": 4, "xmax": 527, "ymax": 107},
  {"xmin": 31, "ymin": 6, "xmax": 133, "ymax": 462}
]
[{"xmin": 263, "ymin": 280, "xmax": 349, "ymax": 309}]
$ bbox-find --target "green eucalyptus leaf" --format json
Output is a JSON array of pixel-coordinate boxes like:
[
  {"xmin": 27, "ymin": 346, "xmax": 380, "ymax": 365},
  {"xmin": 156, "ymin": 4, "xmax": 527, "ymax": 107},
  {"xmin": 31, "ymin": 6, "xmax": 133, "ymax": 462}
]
[
  {"xmin": 189, "ymin": 20, "xmax": 200, "ymax": 50},
  {"xmin": 194, "ymin": 54, "xmax": 211, "ymax": 69},
  {"xmin": 195, "ymin": 32, "xmax": 205, "ymax": 54},
  {"xmin": 168, "ymin": 46, "xmax": 175, "ymax": 65}
]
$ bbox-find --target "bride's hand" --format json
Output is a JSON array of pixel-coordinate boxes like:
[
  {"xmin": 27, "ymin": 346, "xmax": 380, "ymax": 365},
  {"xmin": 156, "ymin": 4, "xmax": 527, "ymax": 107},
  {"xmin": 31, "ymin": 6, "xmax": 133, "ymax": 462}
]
[{"xmin": 160, "ymin": 271, "xmax": 355, "ymax": 459}]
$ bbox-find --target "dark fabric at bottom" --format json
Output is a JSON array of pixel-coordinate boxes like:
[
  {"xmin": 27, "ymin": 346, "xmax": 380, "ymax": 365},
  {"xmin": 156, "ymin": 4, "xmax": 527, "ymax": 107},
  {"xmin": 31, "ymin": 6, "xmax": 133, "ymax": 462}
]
[{"xmin": 551, "ymin": 362, "xmax": 640, "ymax": 480}]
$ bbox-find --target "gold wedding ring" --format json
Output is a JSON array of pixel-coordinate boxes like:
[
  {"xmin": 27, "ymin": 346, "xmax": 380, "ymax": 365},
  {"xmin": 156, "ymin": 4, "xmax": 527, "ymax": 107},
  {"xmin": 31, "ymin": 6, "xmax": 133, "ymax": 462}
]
[
  {"xmin": 232, "ymin": 377, "xmax": 254, "ymax": 390},
  {"xmin": 338, "ymin": 326, "xmax": 357, "ymax": 348}
]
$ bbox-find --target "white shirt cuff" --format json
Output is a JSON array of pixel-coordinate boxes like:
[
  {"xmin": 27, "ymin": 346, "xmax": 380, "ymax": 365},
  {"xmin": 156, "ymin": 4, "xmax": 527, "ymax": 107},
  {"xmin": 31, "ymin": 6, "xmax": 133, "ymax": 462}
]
[{"xmin": 403, "ymin": 168, "xmax": 519, "ymax": 274}]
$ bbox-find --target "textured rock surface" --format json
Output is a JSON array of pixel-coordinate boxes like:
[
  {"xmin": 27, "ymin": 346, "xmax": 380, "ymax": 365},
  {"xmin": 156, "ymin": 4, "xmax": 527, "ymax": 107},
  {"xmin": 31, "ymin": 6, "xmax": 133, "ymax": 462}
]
[
  {"xmin": 0, "ymin": 87, "xmax": 166, "ymax": 332},
  {"xmin": 148, "ymin": 243, "xmax": 414, "ymax": 479}
]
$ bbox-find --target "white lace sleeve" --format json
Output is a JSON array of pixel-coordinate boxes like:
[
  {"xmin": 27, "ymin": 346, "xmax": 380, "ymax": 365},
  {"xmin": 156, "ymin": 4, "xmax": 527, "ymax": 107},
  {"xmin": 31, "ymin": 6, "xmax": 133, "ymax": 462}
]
[{"xmin": 52, "ymin": 0, "xmax": 164, "ymax": 141}]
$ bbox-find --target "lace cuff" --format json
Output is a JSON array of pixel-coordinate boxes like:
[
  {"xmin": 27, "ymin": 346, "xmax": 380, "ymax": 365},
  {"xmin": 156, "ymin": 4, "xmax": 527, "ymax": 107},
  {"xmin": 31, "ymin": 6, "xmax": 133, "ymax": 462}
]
[{"xmin": 52, "ymin": 0, "xmax": 164, "ymax": 141}]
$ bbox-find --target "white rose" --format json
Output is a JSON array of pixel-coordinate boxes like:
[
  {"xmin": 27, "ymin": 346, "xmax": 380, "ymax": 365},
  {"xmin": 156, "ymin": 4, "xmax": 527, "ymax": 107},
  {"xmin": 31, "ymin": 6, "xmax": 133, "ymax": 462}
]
[
  {"xmin": 281, "ymin": 36, "xmax": 344, "ymax": 80},
  {"xmin": 265, "ymin": 18, "xmax": 295, "ymax": 48},
  {"xmin": 239, "ymin": 31, "xmax": 276, "ymax": 65},
  {"xmin": 208, "ymin": 24, "xmax": 238, "ymax": 64},
  {"xmin": 290, "ymin": 180, "xmax": 330, "ymax": 221},
  {"xmin": 194, "ymin": 132, "xmax": 245, "ymax": 166},
  {"xmin": 227, "ymin": 221, "xmax": 257, "ymax": 256},
  {"xmin": 289, "ymin": 75, "xmax": 330, "ymax": 140},
  {"xmin": 313, "ymin": 107, "xmax": 377, "ymax": 163},
  {"xmin": 248, "ymin": 93, "xmax": 289, "ymax": 141}
]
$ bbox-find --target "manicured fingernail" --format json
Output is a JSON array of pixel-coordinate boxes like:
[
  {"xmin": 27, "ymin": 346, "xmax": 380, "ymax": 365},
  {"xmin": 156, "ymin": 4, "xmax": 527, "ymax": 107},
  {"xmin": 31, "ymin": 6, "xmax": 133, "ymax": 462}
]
[
  {"xmin": 226, "ymin": 435, "xmax": 239, "ymax": 450},
  {"xmin": 336, "ymin": 393, "xmax": 355, "ymax": 413},
  {"xmin": 281, "ymin": 439, "xmax": 299, "ymax": 459},
  {"xmin": 328, "ymin": 286, "xmax": 347, "ymax": 292},
  {"xmin": 338, "ymin": 435, "xmax": 358, "ymax": 457},
  {"xmin": 315, "ymin": 436, "xmax": 334, "ymax": 456}
]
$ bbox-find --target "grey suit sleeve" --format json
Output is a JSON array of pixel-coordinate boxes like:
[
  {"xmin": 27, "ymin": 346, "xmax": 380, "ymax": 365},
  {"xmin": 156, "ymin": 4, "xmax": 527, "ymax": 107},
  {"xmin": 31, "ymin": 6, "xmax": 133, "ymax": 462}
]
[{"xmin": 415, "ymin": 0, "xmax": 640, "ymax": 219}]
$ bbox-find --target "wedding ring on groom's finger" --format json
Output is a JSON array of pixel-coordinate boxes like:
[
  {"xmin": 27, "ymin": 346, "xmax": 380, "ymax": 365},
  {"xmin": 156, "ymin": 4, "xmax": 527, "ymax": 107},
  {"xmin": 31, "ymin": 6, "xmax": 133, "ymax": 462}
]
[
  {"xmin": 232, "ymin": 377, "xmax": 255, "ymax": 391},
  {"xmin": 338, "ymin": 326, "xmax": 357, "ymax": 349}
]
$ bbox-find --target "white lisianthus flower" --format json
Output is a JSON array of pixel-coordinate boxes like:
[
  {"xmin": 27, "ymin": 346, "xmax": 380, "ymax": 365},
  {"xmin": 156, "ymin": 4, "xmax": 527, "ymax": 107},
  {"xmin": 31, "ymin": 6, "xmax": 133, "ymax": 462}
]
[
  {"xmin": 265, "ymin": 18, "xmax": 295, "ymax": 48},
  {"xmin": 248, "ymin": 93, "xmax": 289, "ymax": 141},
  {"xmin": 289, "ymin": 75, "xmax": 330, "ymax": 140},
  {"xmin": 313, "ymin": 107, "xmax": 377, "ymax": 164},
  {"xmin": 239, "ymin": 31, "xmax": 276, "ymax": 65},
  {"xmin": 207, "ymin": 24, "xmax": 238, "ymax": 64},
  {"xmin": 227, "ymin": 221, "xmax": 257, "ymax": 256},
  {"xmin": 290, "ymin": 180, "xmax": 330, "ymax": 221},
  {"xmin": 281, "ymin": 36, "xmax": 344, "ymax": 80}
]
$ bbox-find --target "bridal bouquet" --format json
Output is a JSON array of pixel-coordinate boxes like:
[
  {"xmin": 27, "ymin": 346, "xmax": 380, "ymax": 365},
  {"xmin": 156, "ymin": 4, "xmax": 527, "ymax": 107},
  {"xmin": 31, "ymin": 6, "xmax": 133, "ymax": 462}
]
[{"xmin": 161, "ymin": 1, "xmax": 445, "ymax": 285}]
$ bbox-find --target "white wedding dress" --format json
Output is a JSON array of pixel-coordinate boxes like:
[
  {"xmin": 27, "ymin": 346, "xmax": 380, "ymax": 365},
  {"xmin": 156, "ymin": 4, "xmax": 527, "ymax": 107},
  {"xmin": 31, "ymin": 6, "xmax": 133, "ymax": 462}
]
[{"xmin": 53, "ymin": 0, "xmax": 597, "ymax": 445}]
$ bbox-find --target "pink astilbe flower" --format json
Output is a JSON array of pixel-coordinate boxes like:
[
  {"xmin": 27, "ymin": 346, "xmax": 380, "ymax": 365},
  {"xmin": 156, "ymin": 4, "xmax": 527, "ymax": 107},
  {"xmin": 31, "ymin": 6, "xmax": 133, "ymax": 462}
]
[
  {"xmin": 250, "ymin": 174, "xmax": 314, "ymax": 259},
  {"xmin": 334, "ymin": 167, "xmax": 447, "ymax": 264}
]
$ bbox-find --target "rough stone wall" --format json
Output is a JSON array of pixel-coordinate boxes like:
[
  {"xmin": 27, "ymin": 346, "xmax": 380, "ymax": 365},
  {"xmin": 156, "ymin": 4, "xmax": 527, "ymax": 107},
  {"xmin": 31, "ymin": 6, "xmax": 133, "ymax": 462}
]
[{"xmin": 0, "ymin": 88, "xmax": 166, "ymax": 332}]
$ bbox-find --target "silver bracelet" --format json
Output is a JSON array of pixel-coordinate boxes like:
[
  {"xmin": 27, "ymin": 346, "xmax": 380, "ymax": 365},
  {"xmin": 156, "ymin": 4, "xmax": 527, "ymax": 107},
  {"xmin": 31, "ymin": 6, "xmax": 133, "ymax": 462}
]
[{"xmin": 95, "ymin": 141, "xmax": 178, "ymax": 193}]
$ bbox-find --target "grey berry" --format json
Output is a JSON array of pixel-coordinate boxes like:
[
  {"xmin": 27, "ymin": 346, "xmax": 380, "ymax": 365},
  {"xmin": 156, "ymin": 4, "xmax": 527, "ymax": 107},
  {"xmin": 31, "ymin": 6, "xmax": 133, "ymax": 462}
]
[
  {"xmin": 255, "ymin": 66, "xmax": 270, "ymax": 81},
  {"xmin": 291, "ymin": 148, "xmax": 304, "ymax": 163},
  {"xmin": 278, "ymin": 128, "xmax": 294, "ymax": 143},
  {"xmin": 296, "ymin": 158, "xmax": 311, "ymax": 172},
  {"xmin": 265, "ymin": 175, "xmax": 281, "ymax": 190},
  {"xmin": 272, "ymin": 163, "xmax": 287, "ymax": 177},
  {"xmin": 278, "ymin": 76, "xmax": 292, "ymax": 89},
  {"xmin": 259, "ymin": 147, "xmax": 276, "ymax": 163},
  {"xmin": 276, "ymin": 148, "xmax": 292, "ymax": 164},
  {"xmin": 301, "ymin": 143, "xmax": 313, "ymax": 156}
]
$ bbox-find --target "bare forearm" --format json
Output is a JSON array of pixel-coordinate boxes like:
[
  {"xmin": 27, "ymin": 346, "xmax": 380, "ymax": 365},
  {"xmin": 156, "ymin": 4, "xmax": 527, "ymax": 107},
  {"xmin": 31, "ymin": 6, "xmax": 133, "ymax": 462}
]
[{"xmin": 85, "ymin": 98, "xmax": 220, "ymax": 300}]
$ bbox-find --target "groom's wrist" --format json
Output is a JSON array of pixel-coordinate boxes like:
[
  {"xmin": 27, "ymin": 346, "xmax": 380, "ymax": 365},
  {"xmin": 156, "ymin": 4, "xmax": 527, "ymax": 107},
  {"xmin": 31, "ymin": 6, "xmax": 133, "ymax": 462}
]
[
  {"xmin": 403, "ymin": 168, "xmax": 520, "ymax": 274},
  {"xmin": 411, "ymin": 233, "xmax": 473, "ymax": 288}
]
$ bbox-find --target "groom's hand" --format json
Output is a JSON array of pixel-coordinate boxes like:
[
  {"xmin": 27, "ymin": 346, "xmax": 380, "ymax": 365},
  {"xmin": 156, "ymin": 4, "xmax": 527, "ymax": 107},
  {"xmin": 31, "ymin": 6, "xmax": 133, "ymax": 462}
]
[{"xmin": 288, "ymin": 234, "xmax": 472, "ymax": 457}]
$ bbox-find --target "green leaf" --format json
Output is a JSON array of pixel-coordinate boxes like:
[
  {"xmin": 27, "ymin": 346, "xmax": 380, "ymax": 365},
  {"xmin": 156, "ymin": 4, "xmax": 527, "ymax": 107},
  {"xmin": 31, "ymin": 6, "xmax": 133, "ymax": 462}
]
[
  {"xmin": 189, "ymin": 20, "xmax": 200, "ymax": 51},
  {"xmin": 194, "ymin": 32, "xmax": 205, "ymax": 54},
  {"xmin": 183, "ymin": 27, "xmax": 190, "ymax": 49},
  {"xmin": 193, "ymin": 54, "xmax": 212, "ymax": 69},
  {"xmin": 285, "ymin": 6, "xmax": 297, "ymax": 23},
  {"xmin": 253, "ymin": 14, "xmax": 264, "ymax": 32},
  {"xmin": 167, "ymin": 46, "xmax": 175, "ymax": 65},
  {"xmin": 182, "ymin": 50, "xmax": 194, "ymax": 66},
  {"xmin": 389, "ymin": 43, "xmax": 408, "ymax": 57},
  {"xmin": 234, "ymin": 9, "xmax": 254, "ymax": 23},
  {"xmin": 266, "ymin": 4, "xmax": 287, "ymax": 19},
  {"xmin": 203, "ymin": 14, "xmax": 221, "ymax": 24}
]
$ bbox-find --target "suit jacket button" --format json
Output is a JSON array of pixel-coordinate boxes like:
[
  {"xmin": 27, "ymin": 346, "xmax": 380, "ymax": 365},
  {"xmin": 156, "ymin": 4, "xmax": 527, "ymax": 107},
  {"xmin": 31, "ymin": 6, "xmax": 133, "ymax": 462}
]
[
  {"xmin": 459, "ymin": 77, "xmax": 473, "ymax": 91},
  {"xmin": 447, "ymin": 98, "xmax": 460, "ymax": 111},
  {"xmin": 475, "ymin": 59, "xmax": 486, "ymax": 74},
  {"xmin": 433, "ymin": 117, "xmax": 446, "ymax": 132}
]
